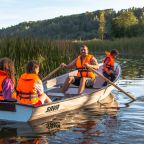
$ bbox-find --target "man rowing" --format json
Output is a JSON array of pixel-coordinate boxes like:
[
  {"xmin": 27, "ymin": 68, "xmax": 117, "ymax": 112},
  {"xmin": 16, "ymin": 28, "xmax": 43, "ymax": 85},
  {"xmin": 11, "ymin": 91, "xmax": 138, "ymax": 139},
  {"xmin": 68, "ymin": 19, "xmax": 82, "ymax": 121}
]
[{"xmin": 60, "ymin": 45, "xmax": 99, "ymax": 94}]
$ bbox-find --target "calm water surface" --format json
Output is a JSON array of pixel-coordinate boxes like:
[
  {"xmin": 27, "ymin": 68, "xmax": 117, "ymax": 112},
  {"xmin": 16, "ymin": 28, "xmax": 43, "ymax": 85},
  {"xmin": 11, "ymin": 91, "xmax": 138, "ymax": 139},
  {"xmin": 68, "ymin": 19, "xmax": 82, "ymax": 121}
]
[{"xmin": 0, "ymin": 56, "xmax": 144, "ymax": 144}]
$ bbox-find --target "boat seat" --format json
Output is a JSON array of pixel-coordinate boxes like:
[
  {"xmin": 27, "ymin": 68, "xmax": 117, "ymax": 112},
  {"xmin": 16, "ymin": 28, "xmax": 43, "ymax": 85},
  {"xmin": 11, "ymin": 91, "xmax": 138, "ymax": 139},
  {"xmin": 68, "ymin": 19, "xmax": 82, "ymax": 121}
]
[
  {"xmin": 0, "ymin": 102, "xmax": 16, "ymax": 112},
  {"xmin": 45, "ymin": 84, "xmax": 101, "ymax": 97},
  {"xmin": 47, "ymin": 92, "xmax": 65, "ymax": 97}
]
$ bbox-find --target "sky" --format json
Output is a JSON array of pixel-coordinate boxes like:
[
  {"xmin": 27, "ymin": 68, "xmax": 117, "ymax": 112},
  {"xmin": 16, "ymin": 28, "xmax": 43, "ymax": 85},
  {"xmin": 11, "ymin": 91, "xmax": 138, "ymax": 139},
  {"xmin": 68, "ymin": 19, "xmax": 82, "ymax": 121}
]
[{"xmin": 0, "ymin": 0, "xmax": 144, "ymax": 29}]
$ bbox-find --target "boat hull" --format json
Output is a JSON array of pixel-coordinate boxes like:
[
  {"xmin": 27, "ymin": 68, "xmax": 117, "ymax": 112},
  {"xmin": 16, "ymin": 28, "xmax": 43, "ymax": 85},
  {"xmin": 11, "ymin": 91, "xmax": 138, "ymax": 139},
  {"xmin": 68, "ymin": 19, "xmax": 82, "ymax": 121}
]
[
  {"xmin": 0, "ymin": 63, "xmax": 121, "ymax": 122},
  {"xmin": 0, "ymin": 84, "xmax": 114, "ymax": 122}
]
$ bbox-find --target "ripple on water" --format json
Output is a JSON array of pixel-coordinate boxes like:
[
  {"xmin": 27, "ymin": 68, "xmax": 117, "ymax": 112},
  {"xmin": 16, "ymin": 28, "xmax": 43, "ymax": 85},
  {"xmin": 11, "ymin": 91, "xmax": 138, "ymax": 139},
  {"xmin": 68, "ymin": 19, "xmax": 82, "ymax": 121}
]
[{"xmin": 1, "ymin": 56, "xmax": 144, "ymax": 144}]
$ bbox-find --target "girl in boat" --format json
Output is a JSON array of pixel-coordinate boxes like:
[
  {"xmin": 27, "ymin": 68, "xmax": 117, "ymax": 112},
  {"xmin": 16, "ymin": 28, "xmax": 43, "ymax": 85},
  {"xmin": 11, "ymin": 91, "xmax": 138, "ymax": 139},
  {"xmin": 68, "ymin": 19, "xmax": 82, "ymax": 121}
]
[
  {"xmin": 0, "ymin": 57, "xmax": 16, "ymax": 101},
  {"xmin": 16, "ymin": 60, "xmax": 52, "ymax": 106},
  {"xmin": 103, "ymin": 49, "xmax": 119, "ymax": 86}
]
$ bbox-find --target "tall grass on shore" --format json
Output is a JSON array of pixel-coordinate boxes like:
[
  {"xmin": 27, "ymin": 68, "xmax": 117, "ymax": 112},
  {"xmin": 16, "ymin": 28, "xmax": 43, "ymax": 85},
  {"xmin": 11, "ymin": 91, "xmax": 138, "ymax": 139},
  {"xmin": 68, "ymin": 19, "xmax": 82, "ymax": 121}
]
[
  {"xmin": 0, "ymin": 37, "xmax": 78, "ymax": 79},
  {"xmin": 1, "ymin": 36, "xmax": 143, "ymax": 79},
  {"xmin": 85, "ymin": 37, "xmax": 144, "ymax": 57}
]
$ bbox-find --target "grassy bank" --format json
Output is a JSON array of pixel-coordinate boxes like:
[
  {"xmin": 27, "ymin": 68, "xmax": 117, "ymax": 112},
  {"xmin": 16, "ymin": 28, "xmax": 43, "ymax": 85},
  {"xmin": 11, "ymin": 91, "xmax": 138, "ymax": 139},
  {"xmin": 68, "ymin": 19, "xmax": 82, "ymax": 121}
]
[
  {"xmin": 0, "ymin": 37, "xmax": 144, "ymax": 79},
  {"xmin": 84, "ymin": 37, "xmax": 144, "ymax": 57},
  {"xmin": 0, "ymin": 37, "xmax": 78, "ymax": 79}
]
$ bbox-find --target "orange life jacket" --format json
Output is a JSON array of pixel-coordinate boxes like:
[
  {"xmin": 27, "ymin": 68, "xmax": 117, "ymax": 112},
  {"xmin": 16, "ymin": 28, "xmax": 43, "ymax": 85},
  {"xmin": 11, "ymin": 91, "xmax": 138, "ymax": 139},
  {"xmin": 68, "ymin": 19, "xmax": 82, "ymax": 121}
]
[
  {"xmin": 103, "ymin": 51, "xmax": 115, "ymax": 73},
  {"xmin": 16, "ymin": 73, "xmax": 40, "ymax": 105},
  {"xmin": 0, "ymin": 70, "xmax": 16, "ymax": 100},
  {"xmin": 76, "ymin": 54, "xmax": 96, "ymax": 79}
]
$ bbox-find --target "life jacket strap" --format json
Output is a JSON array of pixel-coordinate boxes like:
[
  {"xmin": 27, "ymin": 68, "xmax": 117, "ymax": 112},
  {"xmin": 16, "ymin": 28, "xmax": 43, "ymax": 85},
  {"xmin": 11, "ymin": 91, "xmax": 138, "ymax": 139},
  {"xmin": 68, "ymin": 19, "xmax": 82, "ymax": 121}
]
[
  {"xmin": 77, "ymin": 68, "xmax": 91, "ymax": 77},
  {"xmin": 17, "ymin": 91, "xmax": 38, "ymax": 100},
  {"xmin": 0, "ymin": 91, "xmax": 3, "ymax": 96},
  {"xmin": 17, "ymin": 91, "xmax": 34, "ymax": 95},
  {"xmin": 18, "ymin": 95, "xmax": 38, "ymax": 99},
  {"xmin": 106, "ymin": 64, "xmax": 114, "ymax": 70}
]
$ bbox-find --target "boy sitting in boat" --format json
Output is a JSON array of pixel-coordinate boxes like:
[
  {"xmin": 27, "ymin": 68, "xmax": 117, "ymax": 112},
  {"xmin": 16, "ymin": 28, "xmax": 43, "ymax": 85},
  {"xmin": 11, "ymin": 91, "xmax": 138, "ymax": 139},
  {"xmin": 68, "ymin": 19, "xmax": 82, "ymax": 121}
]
[
  {"xmin": 102, "ymin": 49, "xmax": 119, "ymax": 86},
  {"xmin": 0, "ymin": 57, "xmax": 17, "ymax": 101},
  {"xmin": 16, "ymin": 60, "xmax": 52, "ymax": 106},
  {"xmin": 60, "ymin": 45, "xmax": 99, "ymax": 94}
]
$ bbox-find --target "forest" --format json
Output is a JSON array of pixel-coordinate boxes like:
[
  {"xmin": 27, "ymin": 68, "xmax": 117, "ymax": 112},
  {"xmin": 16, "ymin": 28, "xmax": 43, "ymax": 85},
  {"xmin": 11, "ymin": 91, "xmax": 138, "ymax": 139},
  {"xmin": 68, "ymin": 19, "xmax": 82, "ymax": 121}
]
[
  {"xmin": 0, "ymin": 7, "xmax": 144, "ymax": 77},
  {"xmin": 0, "ymin": 7, "xmax": 144, "ymax": 40}
]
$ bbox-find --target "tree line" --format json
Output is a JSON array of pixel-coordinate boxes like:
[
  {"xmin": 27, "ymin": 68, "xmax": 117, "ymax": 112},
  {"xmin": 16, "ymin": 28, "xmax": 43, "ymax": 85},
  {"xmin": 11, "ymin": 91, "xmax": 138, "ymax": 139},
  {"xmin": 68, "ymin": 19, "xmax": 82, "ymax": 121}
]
[{"xmin": 0, "ymin": 7, "xmax": 144, "ymax": 40}]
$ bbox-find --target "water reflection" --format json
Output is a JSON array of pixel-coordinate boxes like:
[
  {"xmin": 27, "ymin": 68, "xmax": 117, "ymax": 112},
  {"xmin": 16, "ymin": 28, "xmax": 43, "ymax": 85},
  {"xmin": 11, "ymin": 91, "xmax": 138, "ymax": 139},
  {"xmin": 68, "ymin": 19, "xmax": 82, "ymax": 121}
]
[
  {"xmin": 0, "ymin": 137, "xmax": 49, "ymax": 144},
  {"xmin": 0, "ymin": 94, "xmax": 118, "ymax": 143},
  {"xmin": 0, "ymin": 56, "xmax": 144, "ymax": 143},
  {"xmin": 118, "ymin": 57, "xmax": 144, "ymax": 79}
]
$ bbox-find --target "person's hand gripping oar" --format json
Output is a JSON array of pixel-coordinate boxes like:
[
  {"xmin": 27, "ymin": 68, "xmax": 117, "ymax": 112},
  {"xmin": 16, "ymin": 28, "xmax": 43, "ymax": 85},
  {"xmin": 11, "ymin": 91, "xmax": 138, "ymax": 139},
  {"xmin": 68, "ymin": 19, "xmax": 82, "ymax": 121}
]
[{"xmin": 86, "ymin": 65, "xmax": 136, "ymax": 101}]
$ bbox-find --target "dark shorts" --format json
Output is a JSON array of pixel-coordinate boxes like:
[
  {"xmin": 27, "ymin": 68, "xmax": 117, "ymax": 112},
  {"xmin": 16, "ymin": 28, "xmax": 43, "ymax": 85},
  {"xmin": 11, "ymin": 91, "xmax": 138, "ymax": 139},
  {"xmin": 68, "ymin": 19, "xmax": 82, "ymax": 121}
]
[
  {"xmin": 103, "ymin": 71, "xmax": 116, "ymax": 82},
  {"xmin": 72, "ymin": 76, "xmax": 94, "ymax": 88}
]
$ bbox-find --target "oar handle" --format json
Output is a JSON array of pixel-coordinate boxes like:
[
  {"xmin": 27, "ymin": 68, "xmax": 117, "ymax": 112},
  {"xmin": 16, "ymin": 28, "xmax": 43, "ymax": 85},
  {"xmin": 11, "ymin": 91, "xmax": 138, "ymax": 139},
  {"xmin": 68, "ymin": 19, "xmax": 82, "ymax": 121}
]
[
  {"xmin": 88, "ymin": 66, "xmax": 136, "ymax": 101},
  {"xmin": 42, "ymin": 66, "xmax": 61, "ymax": 81}
]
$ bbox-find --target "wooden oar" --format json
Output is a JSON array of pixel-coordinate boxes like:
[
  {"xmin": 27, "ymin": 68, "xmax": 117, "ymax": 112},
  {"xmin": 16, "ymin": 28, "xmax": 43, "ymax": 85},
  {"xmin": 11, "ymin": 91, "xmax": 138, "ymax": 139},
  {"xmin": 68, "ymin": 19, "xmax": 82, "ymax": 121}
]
[
  {"xmin": 42, "ymin": 66, "xmax": 61, "ymax": 81},
  {"xmin": 87, "ymin": 66, "xmax": 136, "ymax": 101}
]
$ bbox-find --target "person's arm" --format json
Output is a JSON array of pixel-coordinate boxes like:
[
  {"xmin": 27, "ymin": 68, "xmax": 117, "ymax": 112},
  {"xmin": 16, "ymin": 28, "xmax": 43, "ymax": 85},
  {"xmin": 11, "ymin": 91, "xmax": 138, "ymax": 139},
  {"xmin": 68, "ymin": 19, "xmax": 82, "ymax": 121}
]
[
  {"xmin": 103, "ymin": 58, "xmax": 110, "ymax": 71},
  {"xmin": 34, "ymin": 80, "xmax": 52, "ymax": 105},
  {"xmin": 60, "ymin": 59, "xmax": 76, "ymax": 69},
  {"xmin": 34, "ymin": 80, "xmax": 44, "ymax": 96},
  {"xmin": 85, "ymin": 57, "xmax": 99, "ymax": 70},
  {"xmin": 90, "ymin": 57, "xmax": 99, "ymax": 70},
  {"xmin": 2, "ymin": 78, "xmax": 14, "ymax": 100},
  {"xmin": 103, "ymin": 58, "xmax": 113, "ymax": 74}
]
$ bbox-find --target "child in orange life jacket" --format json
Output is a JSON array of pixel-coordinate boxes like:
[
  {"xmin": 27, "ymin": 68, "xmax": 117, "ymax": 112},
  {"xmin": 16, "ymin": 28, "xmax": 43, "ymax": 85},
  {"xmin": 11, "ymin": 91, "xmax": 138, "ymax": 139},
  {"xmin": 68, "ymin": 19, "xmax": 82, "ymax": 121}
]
[
  {"xmin": 16, "ymin": 60, "xmax": 52, "ymax": 106},
  {"xmin": 103, "ymin": 49, "xmax": 119, "ymax": 86},
  {"xmin": 0, "ymin": 57, "xmax": 16, "ymax": 101}
]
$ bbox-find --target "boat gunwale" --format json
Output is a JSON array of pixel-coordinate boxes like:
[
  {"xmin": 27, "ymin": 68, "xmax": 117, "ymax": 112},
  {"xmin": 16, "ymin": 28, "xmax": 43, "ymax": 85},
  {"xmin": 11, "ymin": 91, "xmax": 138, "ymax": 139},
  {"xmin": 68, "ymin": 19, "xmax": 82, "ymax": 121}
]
[{"xmin": 0, "ymin": 64, "xmax": 121, "ymax": 109}]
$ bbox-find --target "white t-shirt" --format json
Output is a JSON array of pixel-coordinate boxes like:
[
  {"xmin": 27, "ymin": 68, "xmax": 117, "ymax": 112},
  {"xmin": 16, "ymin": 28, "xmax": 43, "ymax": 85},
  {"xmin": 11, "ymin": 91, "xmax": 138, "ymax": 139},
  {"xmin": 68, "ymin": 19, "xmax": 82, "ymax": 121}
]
[{"xmin": 34, "ymin": 80, "xmax": 44, "ymax": 96}]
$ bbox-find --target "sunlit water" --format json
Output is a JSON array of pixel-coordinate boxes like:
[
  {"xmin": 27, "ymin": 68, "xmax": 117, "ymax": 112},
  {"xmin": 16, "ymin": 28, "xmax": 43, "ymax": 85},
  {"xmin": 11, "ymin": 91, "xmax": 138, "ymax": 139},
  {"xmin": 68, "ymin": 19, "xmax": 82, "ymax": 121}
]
[{"xmin": 0, "ymin": 56, "xmax": 144, "ymax": 144}]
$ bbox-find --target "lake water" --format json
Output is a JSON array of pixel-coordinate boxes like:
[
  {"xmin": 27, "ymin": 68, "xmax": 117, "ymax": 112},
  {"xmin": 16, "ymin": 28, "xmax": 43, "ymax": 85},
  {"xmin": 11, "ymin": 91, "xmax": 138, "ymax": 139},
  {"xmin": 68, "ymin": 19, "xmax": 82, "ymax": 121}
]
[{"xmin": 0, "ymin": 56, "xmax": 144, "ymax": 144}]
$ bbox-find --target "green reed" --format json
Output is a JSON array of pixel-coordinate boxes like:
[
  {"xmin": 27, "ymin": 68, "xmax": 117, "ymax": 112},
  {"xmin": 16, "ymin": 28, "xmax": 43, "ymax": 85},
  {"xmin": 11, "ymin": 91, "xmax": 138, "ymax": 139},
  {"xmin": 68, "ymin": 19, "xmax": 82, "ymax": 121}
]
[
  {"xmin": 85, "ymin": 37, "xmax": 144, "ymax": 57},
  {"xmin": 1, "ymin": 36, "xmax": 143, "ymax": 80},
  {"xmin": 0, "ymin": 37, "xmax": 78, "ymax": 79}
]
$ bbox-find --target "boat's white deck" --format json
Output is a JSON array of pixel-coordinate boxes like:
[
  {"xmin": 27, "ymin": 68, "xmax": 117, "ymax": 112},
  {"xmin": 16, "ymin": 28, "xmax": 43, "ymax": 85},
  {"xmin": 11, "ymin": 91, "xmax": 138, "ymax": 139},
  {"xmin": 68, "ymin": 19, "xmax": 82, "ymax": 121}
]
[{"xmin": 44, "ymin": 63, "xmax": 120, "ymax": 101}]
